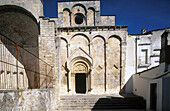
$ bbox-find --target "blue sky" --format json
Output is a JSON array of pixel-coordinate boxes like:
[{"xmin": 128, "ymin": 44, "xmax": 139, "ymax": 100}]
[{"xmin": 42, "ymin": 0, "xmax": 170, "ymax": 34}]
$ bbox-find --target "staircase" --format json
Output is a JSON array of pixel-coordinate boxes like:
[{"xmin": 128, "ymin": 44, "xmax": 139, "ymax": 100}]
[{"xmin": 58, "ymin": 94, "xmax": 146, "ymax": 111}]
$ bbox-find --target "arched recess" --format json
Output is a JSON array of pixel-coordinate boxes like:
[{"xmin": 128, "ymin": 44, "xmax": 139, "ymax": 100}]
[
  {"xmin": 71, "ymin": 4, "xmax": 87, "ymax": 26},
  {"xmin": 106, "ymin": 35, "xmax": 121, "ymax": 93},
  {"xmin": 60, "ymin": 38, "xmax": 68, "ymax": 94},
  {"xmin": 0, "ymin": 5, "xmax": 39, "ymax": 89},
  {"xmin": 87, "ymin": 7, "xmax": 95, "ymax": 26},
  {"xmin": 70, "ymin": 57, "xmax": 91, "ymax": 74},
  {"xmin": 93, "ymin": 35, "xmax": 106, "ymax": 42},
  {"xmin": 91, "ymin": 36, "xmax": 105, "ymax": 93},
  {"xmin": 63, "ymin": 8, "xmax": 70, "ymax": 27},
  {"xmin": 68, "ymin": 56, "xmax": 92, "ymax": 94},
  {"xmin": 70, "ymin": 34, "xmax": 90, "ymax": 55}
]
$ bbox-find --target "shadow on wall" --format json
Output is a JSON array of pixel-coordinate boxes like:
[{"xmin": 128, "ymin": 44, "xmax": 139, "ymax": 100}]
[
  {"xmin": 120, "ymin": 75, "xmax": 134, "ymax": 94},
  {"xmin": 0, "ymin": 5, "xmax": 39, "ymax": 89},
  {"xmin": 92, "ymin": 75, "xmax": 145, "ymax": 110}
]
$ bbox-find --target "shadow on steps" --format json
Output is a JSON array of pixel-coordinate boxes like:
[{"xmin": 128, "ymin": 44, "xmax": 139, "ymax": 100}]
[{"xmin": 92, "ymin": 94, "xmax": 146, "ymax": 110}]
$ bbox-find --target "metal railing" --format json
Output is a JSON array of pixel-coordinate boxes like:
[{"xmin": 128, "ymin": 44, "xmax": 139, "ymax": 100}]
[{"xmin": 0, "ymin": 33, "xmax": 54, "ymax": 89}]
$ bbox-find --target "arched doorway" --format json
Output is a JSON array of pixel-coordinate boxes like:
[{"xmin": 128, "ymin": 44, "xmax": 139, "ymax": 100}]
[{"xmin": 68, "ymin": 57, "xmax": 92, "ymax": 94}]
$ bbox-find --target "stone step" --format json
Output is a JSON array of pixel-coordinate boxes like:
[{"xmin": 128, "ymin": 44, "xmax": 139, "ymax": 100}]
[{"xmin": 59, "ymin": 94, "xmax": 146, "ymax": 111}]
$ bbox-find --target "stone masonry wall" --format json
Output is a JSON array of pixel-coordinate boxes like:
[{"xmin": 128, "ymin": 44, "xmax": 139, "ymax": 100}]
[
  {"xmin": 58, "ymin": 27, "xmax": 127, "ymax": 94},
  {"xmin": 39, "ymin": 18, "xmax": 57, "ymax": 87},
  {"xmin": 58, "ymin": 0, "xmax": 115, "ymax": 27},
  {"xmin": 0, "ymin": 88, "xmax": 57, "ymax": 111}
]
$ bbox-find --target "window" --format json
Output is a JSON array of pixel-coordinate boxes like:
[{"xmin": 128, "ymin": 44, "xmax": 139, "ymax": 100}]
[
  {"xmin": 141, "ymin": 49, "xmax": 148, "ymax": 64},
  {"xmin": 75, "ymin": 14, "xmax": 84, "ymax": 25},
  {"xmin": 138, "ymin": 49, "xmax": 150, "ymax": 68}
]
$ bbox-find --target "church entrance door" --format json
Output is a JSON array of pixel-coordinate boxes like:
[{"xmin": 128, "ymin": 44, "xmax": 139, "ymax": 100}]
[{"xmin": 75, "ymin": 73, "xmax": 86, "ymax": 94}]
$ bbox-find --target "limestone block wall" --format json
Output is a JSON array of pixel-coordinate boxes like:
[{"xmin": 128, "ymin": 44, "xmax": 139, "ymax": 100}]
[
  {"xmin": 100, "ymin": 16, "xmax": 115, "ymax": 26},
  {"xmin": 60, "ymin": 39, "xmax": 68, "ymax": 94},
  {"xmin": 39, "ymin": 18, "xmax": 58, "ymax": 90},
  {"xmin": 58, "ymin": 26, "xmax": 127, "ymax": 94},
  {"xmin": 91, "ymin": 37, "xmax": 105, "ymax": 93},
  {"xmin": 0, "ymin": 88, "xmax": 57, "ymax": 111}
]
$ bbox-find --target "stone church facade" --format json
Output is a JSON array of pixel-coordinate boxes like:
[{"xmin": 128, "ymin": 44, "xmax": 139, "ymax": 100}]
[
  {"xmin": 0, "ymin": 0, "xmax": 170, "ymax": 110},
  {"xmin": 38, "ymin": 0, "xmax": 130, "ymax": 96},
  {"xmin": 55, "ymin": 0, "xmax": 127, "ymax": 95}
]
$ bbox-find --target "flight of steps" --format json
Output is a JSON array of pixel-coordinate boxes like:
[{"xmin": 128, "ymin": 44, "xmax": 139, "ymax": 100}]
[{"xmin": 58, "ymin": 94, "xmax": 146, "ymax": 111}]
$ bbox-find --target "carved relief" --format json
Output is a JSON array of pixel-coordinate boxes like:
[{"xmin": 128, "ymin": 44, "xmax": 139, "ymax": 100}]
[
  {"xmin": 95, "ymin": 65, "xmax": 103, "ymax": 73},
  {"xmin": 73, "ymin": 64, "xmax": 87, "ymax": 73}
]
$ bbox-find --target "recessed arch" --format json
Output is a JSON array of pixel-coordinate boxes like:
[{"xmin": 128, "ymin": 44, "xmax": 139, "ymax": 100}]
[
  {"xmin": 61, "ymin": 37, "xmax": 68, "ymax": 44},
  {"xmin": 70, "ymin": 33, "xmax": 90, "ymax": 56},
  {"xmin": 0, "ymin": 5, "xmax": 39, "ymax": 89},
  {"xmin": 71, "ymin": 4, "xmax": 87, "ymax": 26},
  {"xmin": 63, "ymin": 8, "xmax": 71, "ymax": 27},
  {"xmin": 63, "ymin": 8, "xmax": 71, "ymax": 13},
  {"xmin": 92, "ymin": 35, "xmax": 106, "ymax": 43},
  {"xmin": 71, "ymin": 60, "xmax": 89, "ymax": 74},
  {"xmin": 68, "ymin": 56, "xmax": 92, "ymax": 94},
  {"xmin": 0, "ymin": 5, "xmax": 37, "ymax": 23},
  {"xmin": 72, "ymin": 4, "xmax": 87, "ymax": 13},
  {"xmin": 107, "ymin": 35, "xmax": 122, "ymax": 93},
  {"xmin": 70, "ymin": 33, "xmax": 90, "ymax": 43},
  {"xmin": 108, "ymin": 35, "xmax": 122, "ymax": 42},
  {"xmin": 70, "ymin": 56, "xmax": 92, "ymax": 68},
  {"xmin": 87, "ymin": 7, "xmax": 95, "ymax": 26},
  {"xmin": 88, "ymin": 7, "xmax": 95, "ymax": 11}
]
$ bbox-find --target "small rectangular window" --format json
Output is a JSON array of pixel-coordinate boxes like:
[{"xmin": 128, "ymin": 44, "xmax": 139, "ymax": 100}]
[{"xmin": 141, "ymin": 49, "xmax": 148, "ymax": 64}]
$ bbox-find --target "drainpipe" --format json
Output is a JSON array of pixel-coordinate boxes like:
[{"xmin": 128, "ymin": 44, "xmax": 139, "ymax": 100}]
[{"xmin": 135, "ymin": 36, "xmax": 140, "ymax": 74}]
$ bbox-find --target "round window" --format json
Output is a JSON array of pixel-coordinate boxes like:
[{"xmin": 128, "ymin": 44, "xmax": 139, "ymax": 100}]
[{"xmin": 75, "ymin": 15, "xmax": 83, "ymax": 24}]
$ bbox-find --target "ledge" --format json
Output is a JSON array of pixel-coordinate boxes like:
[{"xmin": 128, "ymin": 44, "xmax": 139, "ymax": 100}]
[
  {"xmin": 138, "ymin": 43, "xmax": 151, "ymax": 46},
  {"xmin": 138, "ymin": 63, "xmax": 151, "ymax": 68},
  {"xmin": 150, "ymin": 54, "xmax": 160, "ymax": 57},
  {"xmin": 58, "ymin": 25, "xmax": 128, "ymax": 32}
]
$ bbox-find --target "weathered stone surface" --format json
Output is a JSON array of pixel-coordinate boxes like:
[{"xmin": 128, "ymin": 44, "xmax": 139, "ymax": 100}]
[
  {"xmin": 0, "ymin": 89, "xmax": 57, "ymax": 111},
  {"xmin": 0, "ymin": 0, "xmax": 169, "ymax": 110},
  {"xmin": 57, "ymin": 0, "xmax": 115, "ymax": 27},
  {"xmin": 45, "ymin": 0, "xmax": 128, "ymax": 95}
]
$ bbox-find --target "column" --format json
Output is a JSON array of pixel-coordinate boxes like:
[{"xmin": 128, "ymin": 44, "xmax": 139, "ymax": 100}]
[
  {"xmin": 68, "ymin": 71, "xmax": 71, "ymax": 94},
  {"xmin": 104, "ymin": 42, "xmax": 108, "ymax": 93},
  {"xmin": 67, "ymin": 43, "xmax": 70, "ymax": 58},
  {"xmin": 89, "ymin": 42, "xmax": 92, "ymax": 56},
  {"xmin": 87, "ymin": 69, "xmax": 92, "ymax": 93},
  {"xmin": 72, "ymin": 73, "xmax": 76, "ymax": 94}
]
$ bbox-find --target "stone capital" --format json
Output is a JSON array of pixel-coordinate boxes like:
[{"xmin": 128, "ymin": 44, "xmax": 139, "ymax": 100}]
[
  {"xmin": 67, "ymin": 44, "xmax": 70, "ymax": 47},
  {"xmin": 104, "ymin": 42, "xmax": 108, "ymax": 48}
]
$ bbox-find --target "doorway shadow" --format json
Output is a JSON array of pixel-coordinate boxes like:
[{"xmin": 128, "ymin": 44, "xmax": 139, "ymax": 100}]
[{"xmin": 75, "ymin": 73, "xmax": 86, "ymax": 94}]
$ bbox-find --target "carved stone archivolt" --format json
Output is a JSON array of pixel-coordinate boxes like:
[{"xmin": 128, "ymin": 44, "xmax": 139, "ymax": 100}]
[{"xmin": 73, "ymin": 63, "xmax": 87, "ymax": 73}]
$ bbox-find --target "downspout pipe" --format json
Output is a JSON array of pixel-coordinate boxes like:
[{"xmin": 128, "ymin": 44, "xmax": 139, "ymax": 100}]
[{"xmin": 135, "ymin": 36, "xmax": 140, "ymax": 74}]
